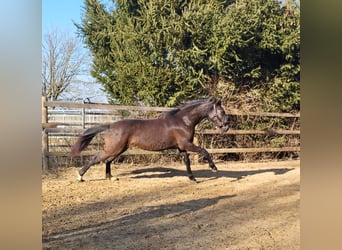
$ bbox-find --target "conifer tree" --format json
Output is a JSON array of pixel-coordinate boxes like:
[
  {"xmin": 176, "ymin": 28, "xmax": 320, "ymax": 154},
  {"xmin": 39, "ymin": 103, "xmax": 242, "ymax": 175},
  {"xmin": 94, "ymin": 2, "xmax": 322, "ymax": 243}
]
[{"xmin": 77, "ymin": 0, "xmax": 300, "ymax": 111}]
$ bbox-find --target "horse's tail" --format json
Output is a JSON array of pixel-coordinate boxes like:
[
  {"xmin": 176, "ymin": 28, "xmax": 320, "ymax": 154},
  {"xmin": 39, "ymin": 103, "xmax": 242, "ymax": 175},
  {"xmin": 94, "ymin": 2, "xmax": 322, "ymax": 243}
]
[{"xmin": 69, "ymin": 124, "xmax": 110, "ymax": 157}]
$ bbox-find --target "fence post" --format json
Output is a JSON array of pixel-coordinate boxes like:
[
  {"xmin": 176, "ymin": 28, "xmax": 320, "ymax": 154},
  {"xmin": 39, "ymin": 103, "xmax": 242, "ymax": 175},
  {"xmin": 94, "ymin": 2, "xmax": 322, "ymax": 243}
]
[
  {"xmin": 193, "ymin": 135, "xmax": 199, "ymax": 163},
  {"xmin": 81, "ymin": 107, "xmax": 86, "ymax": 129},
  {"xmin": 81, "ymin": 106, "xmax": 86, "ymax": 165},
  {"xmin": 42, "ymin": 96, "xmax": 49, "ymax": 171}
]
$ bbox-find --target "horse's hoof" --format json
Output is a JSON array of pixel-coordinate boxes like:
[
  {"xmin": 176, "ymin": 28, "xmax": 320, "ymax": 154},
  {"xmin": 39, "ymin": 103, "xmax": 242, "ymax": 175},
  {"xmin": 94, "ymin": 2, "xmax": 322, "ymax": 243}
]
[
  {"xmin": 77, "ymin": 173, "xmax": 84, "ymax": 182},
  {"xmin": 210, "ymin": 165, "xmax": 218, "ymax": 172},
  {"xmin": 106, "ymin": 175, "xmax": 119, "ymax": 181},
  {"xmin": 188, "ymin": 176, "xmax": 197, "ymax": 182},
  {"xmin": 106, "ymin": 175, "xmax": 113, "ymax": 180}
]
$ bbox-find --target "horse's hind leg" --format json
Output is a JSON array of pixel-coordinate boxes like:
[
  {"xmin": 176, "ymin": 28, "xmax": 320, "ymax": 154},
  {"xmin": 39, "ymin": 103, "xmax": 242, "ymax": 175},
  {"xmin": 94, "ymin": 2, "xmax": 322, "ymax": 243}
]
[
  {"xmin": 77, "ymin": 151, "xmax": 112, "ymax": 181},
  {"xmin": 104, "ymin": 147, "xmax": 127, "ymax": 180},
  {"xmin": 105, "ymin": 156, "xmax": 115, "ymax": 179}
]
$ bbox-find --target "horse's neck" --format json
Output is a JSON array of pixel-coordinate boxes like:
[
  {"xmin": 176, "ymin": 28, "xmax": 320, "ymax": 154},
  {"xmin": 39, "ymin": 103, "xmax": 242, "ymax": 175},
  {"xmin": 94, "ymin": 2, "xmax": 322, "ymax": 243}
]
[{"xmin": 177, "ymin": 107, "xmax": 207, "ymax": 127}]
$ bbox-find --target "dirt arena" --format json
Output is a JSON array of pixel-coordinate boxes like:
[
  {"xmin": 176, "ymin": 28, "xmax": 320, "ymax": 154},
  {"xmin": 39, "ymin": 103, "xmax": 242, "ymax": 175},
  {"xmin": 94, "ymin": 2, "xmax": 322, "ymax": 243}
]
[{"xmin": 42, "ymin": 160, "xmax": 300, "ymax": 250}]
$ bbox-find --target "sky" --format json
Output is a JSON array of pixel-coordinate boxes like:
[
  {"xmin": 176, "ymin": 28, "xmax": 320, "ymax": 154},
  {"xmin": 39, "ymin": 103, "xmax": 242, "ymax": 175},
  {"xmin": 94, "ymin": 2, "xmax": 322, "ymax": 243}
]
[
  {"xmin": 42, "ymin": 0, "xmax": 109, "ymax": 103},
  {"xmin": 42, "ymin": 0, "xmax": 84, "ymax": 35},
  {"xmin": 42, "ymin": 0, "xmax": 114, "ymax": 35}
]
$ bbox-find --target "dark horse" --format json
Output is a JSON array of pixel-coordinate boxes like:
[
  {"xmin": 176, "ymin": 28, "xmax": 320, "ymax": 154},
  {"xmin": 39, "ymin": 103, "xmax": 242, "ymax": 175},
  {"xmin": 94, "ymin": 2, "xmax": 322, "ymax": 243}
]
[{"xmin": 70, "ymin": 97, "xmax": 229, "ymax": 182}]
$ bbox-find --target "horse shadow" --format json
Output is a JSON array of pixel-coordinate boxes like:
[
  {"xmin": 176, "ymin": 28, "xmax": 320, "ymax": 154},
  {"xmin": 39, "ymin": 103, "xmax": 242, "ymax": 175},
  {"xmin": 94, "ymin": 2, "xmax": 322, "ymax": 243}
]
[
  {"xmin": 126, "ymin": 166, "xmax": 294, "ymax": 182},
  {"xmin": 42, "ymin": 194, "xmax": 236, "ymax": 244}
]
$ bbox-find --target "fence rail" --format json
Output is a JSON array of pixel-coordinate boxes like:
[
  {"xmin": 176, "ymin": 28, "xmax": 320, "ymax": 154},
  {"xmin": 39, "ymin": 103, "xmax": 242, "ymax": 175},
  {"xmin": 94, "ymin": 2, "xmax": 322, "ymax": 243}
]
[
  {"xmin": 45, "ymin": 100, "xmax": 300, "ymax": 117},
  {"xmin": 42, "ymin": 97, "xmax": 300, "ymax": 170}
]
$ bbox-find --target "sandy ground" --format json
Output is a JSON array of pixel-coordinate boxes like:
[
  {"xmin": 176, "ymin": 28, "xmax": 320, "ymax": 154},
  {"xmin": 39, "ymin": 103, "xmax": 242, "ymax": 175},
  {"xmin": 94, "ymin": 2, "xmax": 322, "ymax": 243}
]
[{"xmin": 42, "ymin": 160, "xmax": 300, "ymax": 250}]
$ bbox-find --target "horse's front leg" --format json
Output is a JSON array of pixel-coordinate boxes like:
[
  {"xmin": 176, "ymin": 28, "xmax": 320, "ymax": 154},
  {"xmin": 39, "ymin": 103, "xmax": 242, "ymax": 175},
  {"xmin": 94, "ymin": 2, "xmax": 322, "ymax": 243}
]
[
  {"xmin": 181, "ymin": 143, "xmax": 218, "ymax": 172},
  {"xmin": 179, "ymin": 151, "xmax": 196, "ymax": 182},
  {"xmin": 200, "ymin": 147, "xmax": 218, "ymax": 172}
]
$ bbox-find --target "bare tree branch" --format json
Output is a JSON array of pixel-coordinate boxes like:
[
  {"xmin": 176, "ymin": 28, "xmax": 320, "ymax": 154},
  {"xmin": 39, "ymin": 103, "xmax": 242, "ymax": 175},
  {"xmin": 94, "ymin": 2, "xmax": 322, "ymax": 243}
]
[{"xmin": 42, "ymin": 29, "xmax": 90, "ymax": 101}]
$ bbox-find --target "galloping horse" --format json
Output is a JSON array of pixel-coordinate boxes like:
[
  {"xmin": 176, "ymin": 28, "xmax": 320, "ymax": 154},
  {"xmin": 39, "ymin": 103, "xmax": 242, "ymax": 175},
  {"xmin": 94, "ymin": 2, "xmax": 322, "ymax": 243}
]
[{"xmin": 70, "ymin": 97, "xmax": 229, "ymax": 182}]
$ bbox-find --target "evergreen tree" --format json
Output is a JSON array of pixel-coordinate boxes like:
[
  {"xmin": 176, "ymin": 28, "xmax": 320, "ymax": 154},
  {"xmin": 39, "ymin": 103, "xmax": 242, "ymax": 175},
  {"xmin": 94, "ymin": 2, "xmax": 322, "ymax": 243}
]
[
  {"xmin": 77, "ymin": 0, "xmax": 300, "ymax": 111},
  {"xmin": 212, "ymin": 0, "xmax": 300, "ymax": 112}
]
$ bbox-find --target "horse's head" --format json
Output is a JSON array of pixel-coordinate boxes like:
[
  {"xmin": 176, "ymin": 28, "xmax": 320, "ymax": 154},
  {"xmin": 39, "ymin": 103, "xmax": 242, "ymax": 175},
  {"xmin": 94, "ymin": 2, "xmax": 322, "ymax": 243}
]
[{"xmin": 207, "ymin": 98, "xmax": 229, "ymax": 133}]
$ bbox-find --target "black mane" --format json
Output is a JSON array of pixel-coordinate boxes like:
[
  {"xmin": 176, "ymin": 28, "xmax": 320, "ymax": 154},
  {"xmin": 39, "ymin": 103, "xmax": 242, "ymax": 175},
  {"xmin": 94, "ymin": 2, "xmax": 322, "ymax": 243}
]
[{"xmin": 159, "ymin": 98, "xmax": 210, "ymax": 118}]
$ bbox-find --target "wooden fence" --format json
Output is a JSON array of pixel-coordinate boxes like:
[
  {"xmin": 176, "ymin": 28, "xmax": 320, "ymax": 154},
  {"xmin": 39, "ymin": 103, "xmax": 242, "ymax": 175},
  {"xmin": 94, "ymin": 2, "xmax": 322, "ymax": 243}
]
[{"xmin": 42, "ymin": 96, "xmax": 300, "ymax": 170}]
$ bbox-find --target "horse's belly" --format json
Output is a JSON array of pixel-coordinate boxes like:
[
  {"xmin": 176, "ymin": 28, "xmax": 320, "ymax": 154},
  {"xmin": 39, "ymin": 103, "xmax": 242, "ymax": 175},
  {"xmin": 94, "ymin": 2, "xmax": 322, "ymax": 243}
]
[{"xmin": 130, "ymin": 136, "xmax": 175, "ymax": 151}]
